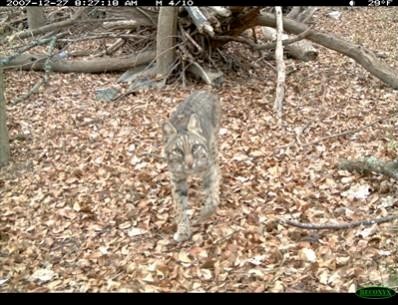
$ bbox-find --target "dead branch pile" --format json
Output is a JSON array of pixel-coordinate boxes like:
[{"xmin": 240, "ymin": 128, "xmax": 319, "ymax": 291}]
[{"xmin": 1, "ymin": 6, "xmax": 397, "ymax": 91}]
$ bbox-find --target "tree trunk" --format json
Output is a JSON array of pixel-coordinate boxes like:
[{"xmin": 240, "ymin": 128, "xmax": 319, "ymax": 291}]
[
  {"xmin": 155, "ymin": 7, "xmax": 178, "ymax": 78},
  {"xmin": 26, "ymin": 7, "xmax": 46, "ymax": 30},
  {"xmin": 0, "ymin": 68, "xmax": 10, "ymax": 167}
]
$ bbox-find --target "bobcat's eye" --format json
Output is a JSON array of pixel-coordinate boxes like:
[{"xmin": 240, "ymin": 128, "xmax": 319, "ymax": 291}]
[
  {"xmin": 169, "ymin": 148, "xmax": 184, "ymax": 160},
  {"xmin": 173, "ymin": 148, "xmax": 184, "ymax": 156},
  {"xmin": 192, "ymin": 144, "xmax": 205, "ymax": 155}
]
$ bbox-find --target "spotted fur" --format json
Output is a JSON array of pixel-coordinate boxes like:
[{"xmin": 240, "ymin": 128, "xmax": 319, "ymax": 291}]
[{"xmin": 163, "ymin": 91, "xmax": 221, "ymax": 242}]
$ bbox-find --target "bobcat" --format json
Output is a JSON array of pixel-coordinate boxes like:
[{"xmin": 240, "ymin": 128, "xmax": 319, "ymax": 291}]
[{"xmin": 162, "ymin": 91, "xmax": 221, "ymax": 242}]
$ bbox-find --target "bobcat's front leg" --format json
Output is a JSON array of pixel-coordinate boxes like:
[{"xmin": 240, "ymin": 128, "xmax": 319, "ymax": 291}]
[
  {"xmin": 200, "ymin": 163, "xmax": 220, "ymax": 220},
  {"xmin": 171, "ymin": 175, "xmax": 191, "ymax": 242}
]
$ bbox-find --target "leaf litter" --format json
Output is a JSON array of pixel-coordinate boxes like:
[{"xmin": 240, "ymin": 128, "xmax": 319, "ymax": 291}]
[{"xmin": 1, "ymin": 8, "xmax": 398, "ymax": 292}]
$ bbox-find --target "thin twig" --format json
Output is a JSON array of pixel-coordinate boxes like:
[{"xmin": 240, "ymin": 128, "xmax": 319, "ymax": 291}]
[
  {"xmin": 282, "ymin": 215, "xmax": 398, "ymax": 230},
  {"xmin": 59, "ymin": 33, "xmax": 148, "ymax": 42}
]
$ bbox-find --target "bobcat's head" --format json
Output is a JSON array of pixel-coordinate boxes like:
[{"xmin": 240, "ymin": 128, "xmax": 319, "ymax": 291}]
[{"xmin": 163, "ymin": 114, "xmax": 209, "ymax": 175}]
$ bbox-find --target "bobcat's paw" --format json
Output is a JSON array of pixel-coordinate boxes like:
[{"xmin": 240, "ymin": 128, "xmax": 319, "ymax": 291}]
[
  {"xmin": 173, "ymin": 225, "xmax": 192, "ymax": 242},
  {"xmin": 199, "ymin": 205, "xmax": 216, "ymax": 221}
]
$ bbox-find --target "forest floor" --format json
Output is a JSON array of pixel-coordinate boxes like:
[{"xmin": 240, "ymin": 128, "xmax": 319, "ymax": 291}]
[{"xmin": 1, "ymin": 7, "xmax": 398, "ymax": 292}]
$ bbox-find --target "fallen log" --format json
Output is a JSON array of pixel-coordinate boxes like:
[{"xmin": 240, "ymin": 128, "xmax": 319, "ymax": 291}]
[
  {"xmin": 1, "ymin": 51, "xmax": 155, "ymax": 73},
  {"xmin": 102, "ymin": 20, "xmax": 137, "ymax": 30},
  {"xmin": 262, "ymin": 27, "xmax": 318, "ymax": 61},
  {"xmin": 213, "ymin": 27, "xmax": 312, "ymax": 51}
]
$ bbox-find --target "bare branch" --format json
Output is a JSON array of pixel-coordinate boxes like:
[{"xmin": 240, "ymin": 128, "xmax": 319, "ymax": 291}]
[
  {"xmin": 274, "ymin": 6, "xmax": 285, "ymax": 119},
  {"xmin": 282, "ymin": 215, "xmax": 398, "ymax": 230}
]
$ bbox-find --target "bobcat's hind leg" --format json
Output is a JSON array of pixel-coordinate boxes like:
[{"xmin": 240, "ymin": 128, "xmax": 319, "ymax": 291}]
[{"xmin": 199, "ymin": 163, "xmax": 220, "ymax": 220}]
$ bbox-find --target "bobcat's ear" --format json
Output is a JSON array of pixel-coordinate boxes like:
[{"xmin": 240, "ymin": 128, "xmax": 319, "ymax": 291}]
[
  {"xmin": 187, "ymin": 114, "xmax": 202, "ymax": 135},
  {"xmin": 162, "ymin": 121, "xmax": 177, "ymax": 141}
]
